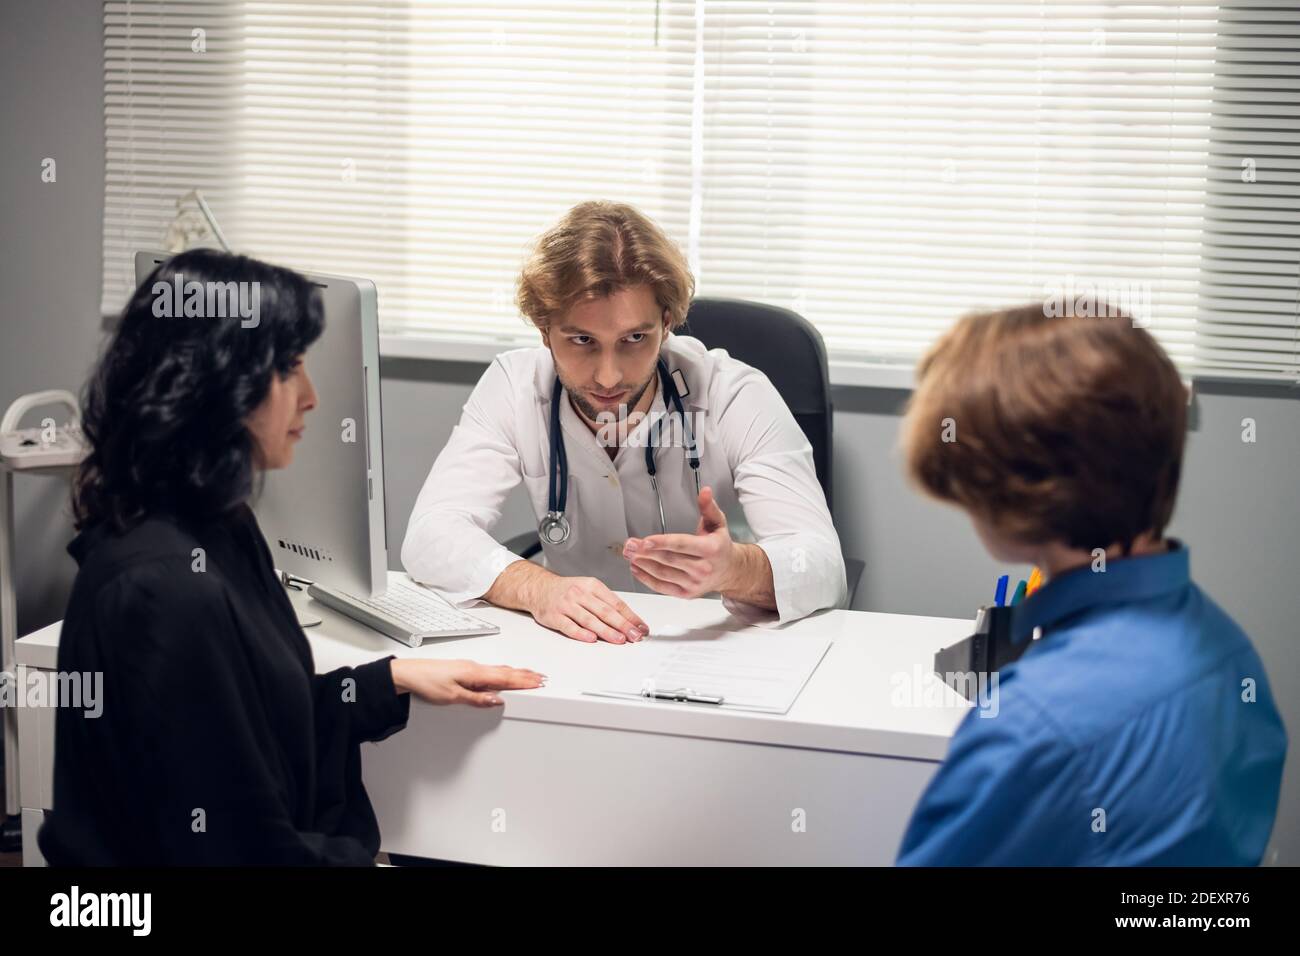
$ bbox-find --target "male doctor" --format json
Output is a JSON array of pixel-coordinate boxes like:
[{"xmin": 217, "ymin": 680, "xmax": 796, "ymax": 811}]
[{"xmin": 402, "ymin": 201, "xmax": 847, "ymax": 643}]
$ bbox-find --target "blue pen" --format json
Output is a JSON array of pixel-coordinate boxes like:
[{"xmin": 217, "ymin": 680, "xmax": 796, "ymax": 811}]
[{"xmin": 994, "ymin": 574, "xmax": 1009, "ymax": 607}]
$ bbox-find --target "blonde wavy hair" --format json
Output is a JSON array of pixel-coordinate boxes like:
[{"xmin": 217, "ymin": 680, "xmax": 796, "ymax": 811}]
[{"xmin": 516, "ymin": 201, "xmax": 695, "ymax": 332}]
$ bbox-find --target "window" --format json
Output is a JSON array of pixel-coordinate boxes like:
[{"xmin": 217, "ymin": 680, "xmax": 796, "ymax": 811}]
[{"xmin": 102, "ymin": 1, "xmax": 1299, "ymax": 383}]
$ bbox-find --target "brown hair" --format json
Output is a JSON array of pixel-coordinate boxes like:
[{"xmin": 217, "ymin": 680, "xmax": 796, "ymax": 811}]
[
  {"xmin": 901, "ymin": 304, "xmax": 1187, "ymax": 553},
  {"xmin": 516, "ymin": 200, "xmax": 695, "ymax": 332}
]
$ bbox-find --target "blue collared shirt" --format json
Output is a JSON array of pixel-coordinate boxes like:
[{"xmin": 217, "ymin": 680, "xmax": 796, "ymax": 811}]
[{"xmin": 897, "ymin": 542, "xmax": 1287, "ymax": 865}]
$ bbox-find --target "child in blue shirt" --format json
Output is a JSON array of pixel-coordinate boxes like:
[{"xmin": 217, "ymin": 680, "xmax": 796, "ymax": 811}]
[{"xmin": 896, "ymin": 305, "xmax": 1287, "ymax": 865}]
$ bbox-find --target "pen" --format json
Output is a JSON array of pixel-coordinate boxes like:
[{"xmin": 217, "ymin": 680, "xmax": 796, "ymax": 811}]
[
  {"xmin": 1026, "ymin": 567, "xmax": 1043, "ymax": 596},
  {"xmin": 641, "ymin": 687, "xmax": 725, "ymax": 705},
  {"xmin": 994, "ymin": 574, "xmax": 1009, "ymax": 607},
  {"xmin": 1010, "ymin": 580, "xmax": 1027, "ymax": 605}
]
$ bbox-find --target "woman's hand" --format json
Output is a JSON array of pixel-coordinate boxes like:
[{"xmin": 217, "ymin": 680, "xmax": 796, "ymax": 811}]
[{"xmin": 389, "ymin": 658, "xmax": 545, "ymax": 707}]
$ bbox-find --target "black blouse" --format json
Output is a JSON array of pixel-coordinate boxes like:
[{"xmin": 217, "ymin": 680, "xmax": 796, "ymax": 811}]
[{"xmin": 38, "ymin": 502, "xmax": 410, "ymax": 865}]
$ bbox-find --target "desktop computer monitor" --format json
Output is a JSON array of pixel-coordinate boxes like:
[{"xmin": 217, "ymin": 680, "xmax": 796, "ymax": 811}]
[{"xmin": 133, "ymin": 251, "xmax": 388, "ymax": 598}]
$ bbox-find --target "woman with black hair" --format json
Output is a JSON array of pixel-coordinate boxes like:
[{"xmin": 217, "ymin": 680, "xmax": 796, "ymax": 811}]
[{"xmin": 38, "ymin": 248, "xmax": 543, "ymax": 865}]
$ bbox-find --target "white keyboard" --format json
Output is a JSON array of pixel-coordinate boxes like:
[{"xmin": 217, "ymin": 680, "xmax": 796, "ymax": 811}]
[{"xmin": 307, "ymin": 573, "xmax": 500, "ymax": 647}]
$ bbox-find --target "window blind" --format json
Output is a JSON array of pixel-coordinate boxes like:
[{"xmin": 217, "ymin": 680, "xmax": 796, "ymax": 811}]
[
  {"xmin": 101, "ymin": 1, "xmax": 1297, "ymax": 383},
  {"xmin": 1193, "ymin": 1, "xmax": 1300, "ymax": 382}
]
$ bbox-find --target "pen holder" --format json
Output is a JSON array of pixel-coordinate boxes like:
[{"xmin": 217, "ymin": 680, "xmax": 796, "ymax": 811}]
[{"xmin": 932, "ymin": 605, "xmax": 1029, "ymax": 702}]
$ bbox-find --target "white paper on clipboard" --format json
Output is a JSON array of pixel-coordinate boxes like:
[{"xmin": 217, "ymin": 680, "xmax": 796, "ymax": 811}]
[{"xmin": 583, "ymin": 634, "xmax": 832, "ymax": 714}]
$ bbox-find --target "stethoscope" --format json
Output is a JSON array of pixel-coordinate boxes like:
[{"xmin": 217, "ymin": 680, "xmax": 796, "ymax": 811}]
[{"xmin": 539, "ymin": 357, "xmax": 701, "ymax": 546}]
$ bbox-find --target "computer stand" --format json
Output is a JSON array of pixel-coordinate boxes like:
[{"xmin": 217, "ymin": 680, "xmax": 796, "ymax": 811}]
[{"xmin": 279, "ymin": 570, "xmax": 322, "ymax": 629}]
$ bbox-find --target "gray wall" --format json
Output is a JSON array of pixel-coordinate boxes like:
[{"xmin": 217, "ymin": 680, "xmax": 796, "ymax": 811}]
[
  {"xmin": 4, "ymin": 0, "xmax": 1295, "ymax": 863},
  {"xmin": 1, "ymin": 1, "xmax": 106, "ymax": 632}
]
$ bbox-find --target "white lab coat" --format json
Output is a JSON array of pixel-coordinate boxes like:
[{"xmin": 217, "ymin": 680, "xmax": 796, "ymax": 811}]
[{"xmin": 401, "ymin": 333, "xmax": 848, "ymax": 625}]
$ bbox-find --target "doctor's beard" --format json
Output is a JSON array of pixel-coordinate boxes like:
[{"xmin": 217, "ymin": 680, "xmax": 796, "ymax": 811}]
[{"xmin": 562, "ymin": 360, "xmax": 659, "ymax": 430}]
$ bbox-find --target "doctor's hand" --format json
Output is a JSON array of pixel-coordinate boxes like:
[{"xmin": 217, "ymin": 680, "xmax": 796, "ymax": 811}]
[
  {"xmin": 623, "ymin": 486, "xmax": 740, "ymax": 600},
  {"xmin": 531, "ymin": 574, "xmax": 650, "ymax": 644},
  {"xmin": 389, "ymin": 658, "xmax": 545, "ymax": 707}
]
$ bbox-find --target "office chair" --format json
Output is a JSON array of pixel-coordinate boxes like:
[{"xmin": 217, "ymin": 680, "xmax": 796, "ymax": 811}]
[
  {"xmin": 678, "ymin": 297, "xmax": 864, "ymax": 606},
  {"xmin": 501, "ymin": 296, "xmax": 865, "ymax": 608}
]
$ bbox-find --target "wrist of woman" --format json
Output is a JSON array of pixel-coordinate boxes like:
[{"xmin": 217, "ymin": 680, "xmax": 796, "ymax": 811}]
[{"xmin": 389, "ymin": 658, "xmax": 411, "ymax": 695}]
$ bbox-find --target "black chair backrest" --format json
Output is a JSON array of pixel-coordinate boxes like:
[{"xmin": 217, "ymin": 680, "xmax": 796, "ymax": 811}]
[{"xmin": 680, "ymin": 297, "xmax": 834, "ymax": 510}]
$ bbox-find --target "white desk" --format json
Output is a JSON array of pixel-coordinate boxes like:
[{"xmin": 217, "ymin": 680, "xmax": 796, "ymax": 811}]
[{"xmin": 17, "ymin": 582, "xmax": 974, "ymax": 866}]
